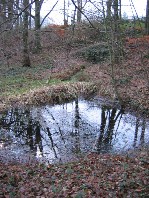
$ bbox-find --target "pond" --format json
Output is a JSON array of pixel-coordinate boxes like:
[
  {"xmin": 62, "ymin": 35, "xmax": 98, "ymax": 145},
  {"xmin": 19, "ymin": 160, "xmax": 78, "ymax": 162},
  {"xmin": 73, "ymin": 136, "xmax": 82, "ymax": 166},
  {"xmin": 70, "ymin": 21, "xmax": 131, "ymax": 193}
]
[{"xmin": 0, "ymin": 98, "xmax": 149, "ymax": 164}]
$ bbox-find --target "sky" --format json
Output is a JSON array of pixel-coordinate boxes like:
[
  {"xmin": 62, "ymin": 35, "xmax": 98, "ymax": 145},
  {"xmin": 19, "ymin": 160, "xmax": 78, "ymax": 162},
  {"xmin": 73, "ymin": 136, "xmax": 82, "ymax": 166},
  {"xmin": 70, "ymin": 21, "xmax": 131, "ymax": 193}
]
[{"xmin": 41, "ymin": 0, "xmax": 147, "ymax": 25}]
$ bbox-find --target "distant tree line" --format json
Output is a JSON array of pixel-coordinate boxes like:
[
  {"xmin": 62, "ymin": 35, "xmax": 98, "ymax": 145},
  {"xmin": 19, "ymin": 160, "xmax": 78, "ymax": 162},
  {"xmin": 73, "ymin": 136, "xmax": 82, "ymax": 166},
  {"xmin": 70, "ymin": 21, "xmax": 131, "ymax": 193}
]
[{"xmin": 0, "ymin": 0, "xmax": 149, "ymax": 67}]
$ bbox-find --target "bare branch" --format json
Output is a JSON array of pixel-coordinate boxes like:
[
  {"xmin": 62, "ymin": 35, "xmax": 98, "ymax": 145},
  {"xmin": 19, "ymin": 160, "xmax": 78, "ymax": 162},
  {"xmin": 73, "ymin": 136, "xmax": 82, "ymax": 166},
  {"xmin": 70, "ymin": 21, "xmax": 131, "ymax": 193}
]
[
  {"xmin": 71, "ymin": 0, "xmax": 96, "ymax": 28},
  {"xmin": 40, "ymin": 0, "xmax": 59, "ymax": 27}
]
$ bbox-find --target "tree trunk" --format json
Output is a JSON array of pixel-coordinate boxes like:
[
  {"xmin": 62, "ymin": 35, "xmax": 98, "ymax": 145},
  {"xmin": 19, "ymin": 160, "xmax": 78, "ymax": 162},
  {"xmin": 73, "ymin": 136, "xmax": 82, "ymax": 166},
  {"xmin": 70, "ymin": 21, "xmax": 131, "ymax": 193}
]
[
  {"xmin": 15, "ymin": 0, "xmax": 20, "ymax": 28},
  {"xmin": 119, "ymin": 0, "xmax": 121, "ymax": 20},
  {"xmin": 7, "ymin": 0, "xmax": 14, "ymax": 28},
  {"xmin": 145, "ymin": 0, "xmax": 149, "ymax": 35},
  {"xmin": 106, "ymin": 0, "xmax": 112, "ymax": 19},
  {"xmin": 0, "ymin": 0, "xmax": 7, "ymax": 30},
  {"xmin": 64, "ymin": 0, "xmax": 66, "ymax": 25},
  {"xmin": 113, "ymin": 0, "xmax": 119, "ymax": 33},
  {"xmin": 77, "ymin": 0, "xmax": 82, "ymax": 23},
  {"xmin": 19, "ymin": 0, "xmax": 24, "ymax": 26},
  {"xmin": 112, "ymin": 0, "xmax": 122, "ymax": 63},
  {"xmin": 22, "ymin": 0, "xmax": 31, "ymax": 67},
  {"xmin": 34, "ymin": 0, "xmax": 42, "ymax": 53},
  {"xmin": 28, "ymin": 1, "xmax": 32, "ymax": 29}
]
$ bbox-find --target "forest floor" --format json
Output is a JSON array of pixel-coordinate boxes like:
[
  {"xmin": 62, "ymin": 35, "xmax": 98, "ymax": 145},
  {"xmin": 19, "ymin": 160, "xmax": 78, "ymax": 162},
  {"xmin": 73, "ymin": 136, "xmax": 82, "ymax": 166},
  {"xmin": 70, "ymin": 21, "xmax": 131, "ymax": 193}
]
[
  {"xmin": 0, "ymin": 147, "xmax": 149, "ymax": 198},
  {"xmin": 0, "ymin": 39, "xmax": 149, "ymax": 197},
  {"xmin": 0, "ymin": 40, "xmax": 149, "ymax": 115}
]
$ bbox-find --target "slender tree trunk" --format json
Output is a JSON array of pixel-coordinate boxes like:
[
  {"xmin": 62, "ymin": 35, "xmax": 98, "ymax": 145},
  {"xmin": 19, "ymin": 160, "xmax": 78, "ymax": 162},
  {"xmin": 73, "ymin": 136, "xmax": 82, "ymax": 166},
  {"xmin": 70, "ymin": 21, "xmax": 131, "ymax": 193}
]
[
  {"xmin": 119, "ymin": 0, "xmax": 121, "ymax": 20},
  {"xmin": 29, "ymin": 1, "xmax": 32, "ymax": 29},
  {"xmin": 15, "ymin": 0, "xmax": 20, "ymax": 28},
  {"xmin": 19, "ymin": 0, "xmax": 24, "ymax": 26},
  {"xmin": 71, "ymin": 6, "xmax": 76, "ymax": 35},
  {"xmin": 64, "ymin": 0, "xmax": 66, "ymax": 25},
  {"xmin": 145, "ymin": 0, "xmax": 149, "ymax": 35},
  {"xmin": 113, "ymin": 0, "xmax": 119, "ymax": 33},
  {"xmin": 102, "ymin": 0, "xmax": 122, "ymax": 101},
  {"xmin": 22, "ymin": 0, "xmax": 31, "ymax": 67},
  {"xmin": 7, "ymin": 0, "xmax": 14, "ymax": 28},
  {"xmin": 0, "ymin": 4, "xmax": 3, "ymax": 25},
  {"xmin": 0, "ymin": 0, "xmax": 7, "ymax": 30},
  {"xmin": 77, "ymin": 0, "xmax": 82, "ymax": 23},
  {"xmin": 112, "ymin": 0, "xmax": 123, "ymax": 64},
  {"xmin": 63, "ymin": 0, "xmax": 68, "ymax": 25},
  {"xmin": 106, "ymin": 0, "xmax": 112, "ymax": 19},
  {"xmin": 34, "ymin": 0, "xmax": 42, "ymax": 53}
]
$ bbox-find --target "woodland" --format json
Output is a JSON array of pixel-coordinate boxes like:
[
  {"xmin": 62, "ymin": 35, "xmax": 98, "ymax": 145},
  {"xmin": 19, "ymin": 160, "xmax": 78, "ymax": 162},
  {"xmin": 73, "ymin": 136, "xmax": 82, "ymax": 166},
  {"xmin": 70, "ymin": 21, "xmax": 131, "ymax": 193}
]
[{"xmin": 0, "ymin": 0, "xmax": 149, "ymax": 197}]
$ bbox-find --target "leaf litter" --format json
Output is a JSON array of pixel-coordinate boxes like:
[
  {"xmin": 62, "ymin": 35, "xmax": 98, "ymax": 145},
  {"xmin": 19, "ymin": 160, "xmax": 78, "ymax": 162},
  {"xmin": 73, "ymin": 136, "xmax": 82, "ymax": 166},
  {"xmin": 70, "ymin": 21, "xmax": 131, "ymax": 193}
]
[
  {"xmin": 0, "ymin": 147, "xmax": 149, "ymax": 198},
  {"xmin": 0, "ymin": 37, "xmax": 149, "ymax": 197}
]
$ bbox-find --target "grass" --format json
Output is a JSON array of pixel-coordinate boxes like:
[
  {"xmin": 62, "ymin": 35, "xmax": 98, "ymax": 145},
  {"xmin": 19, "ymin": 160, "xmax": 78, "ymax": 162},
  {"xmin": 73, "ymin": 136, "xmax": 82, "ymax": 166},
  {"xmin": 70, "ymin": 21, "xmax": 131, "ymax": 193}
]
[
  {"xmin": 0, "ymin": 63, "xmax": 97, "ymax": 112},
  {"xmin": 0, "ymin": 62, "xmax": 90, "ymax": 102},
  {"xmin": 0, "ymin": 75, "xmax": 47, "ymax": 96},
  {"xmin": 0, "ymin": 75, "xmax": 46, "ymax": 95},
  {"xmin": 0, "ymin": 64, "xmax": 56, "ymax": 97}
]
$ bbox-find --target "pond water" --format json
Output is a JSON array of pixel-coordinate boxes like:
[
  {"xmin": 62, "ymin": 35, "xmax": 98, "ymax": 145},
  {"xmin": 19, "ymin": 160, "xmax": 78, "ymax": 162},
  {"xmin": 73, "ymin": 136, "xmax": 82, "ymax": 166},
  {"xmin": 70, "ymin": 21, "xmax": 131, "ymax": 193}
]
[{"xmin": 0, "ymin": 98, "xmax": 149, "ymax": 164}]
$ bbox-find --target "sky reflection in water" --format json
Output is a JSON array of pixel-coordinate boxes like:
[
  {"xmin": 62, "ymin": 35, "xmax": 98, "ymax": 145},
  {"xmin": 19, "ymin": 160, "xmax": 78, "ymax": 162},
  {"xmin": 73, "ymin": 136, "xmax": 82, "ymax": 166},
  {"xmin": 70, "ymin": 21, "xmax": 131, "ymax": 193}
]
[{"xmin": 0, "ymin": 98, "xmax": 149, "ymax": 163}]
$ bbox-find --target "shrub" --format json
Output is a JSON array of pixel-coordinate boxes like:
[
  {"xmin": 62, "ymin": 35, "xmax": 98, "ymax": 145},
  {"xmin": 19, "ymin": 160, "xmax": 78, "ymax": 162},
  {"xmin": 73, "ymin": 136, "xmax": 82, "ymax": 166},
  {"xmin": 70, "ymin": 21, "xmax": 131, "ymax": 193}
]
[{"xmin": 74, "ymin": 43, "xmax": 109, "ymax": 63}]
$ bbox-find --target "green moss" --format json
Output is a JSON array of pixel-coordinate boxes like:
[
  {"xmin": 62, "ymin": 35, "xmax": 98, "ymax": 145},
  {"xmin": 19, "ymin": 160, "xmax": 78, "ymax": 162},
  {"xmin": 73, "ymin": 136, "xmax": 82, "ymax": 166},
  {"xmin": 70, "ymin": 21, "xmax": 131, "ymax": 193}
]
[
  {"xmin": 0, "ymin": 76, "xmax": 47, "ymax": 96},
  {"xmin": 0, "ymin": 65, "xmax": 53, "ymax": 97}
]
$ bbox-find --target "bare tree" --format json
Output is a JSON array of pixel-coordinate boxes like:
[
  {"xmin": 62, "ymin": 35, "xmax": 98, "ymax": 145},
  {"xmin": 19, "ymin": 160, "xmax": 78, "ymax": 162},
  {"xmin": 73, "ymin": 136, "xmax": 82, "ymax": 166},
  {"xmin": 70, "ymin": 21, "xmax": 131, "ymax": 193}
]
[
  {"xmin": 63, "ymin": 0, "xmax": 68, "ymax": 25},
  {"xmin": 34, "ymin": 0, "xmax": 44, "ymax": 53},
  {"xmin": 145, "ymin": 0, "xmax": 149, "ymax": 35},
  {"xmin": 22, "ymin": 0, "xmax": 31, "ymax": 67},
  {"xmin": 113, "ymin": 0, "xmax": 119, "ymax": 32},
  {"xmin": 0, "ymin": 0, "xmax": 10, "ymax": 30},
  {"xmin": 77, "ymin": 0, "xmax": 82, "ymax": 22},
  {"xmin": 28, "ymin": 0, "xmax": 32, "ymax": 29},
  {"xmin": 105, "ymin": 0, "xmax": 123, "ymax": 64},
  {"xmin": 7, "ymin": 0, "xmax": 14, "ymax": 28},
  {"xmin": 106, "ymin": 0, "xmax": 112, "ymax": 19},
  {"xmin": 106, "ymin": 0, "xmax": 121, "ymax": 19},
  {"xmin": 14, "ymin": 0, "xmax": 21, "ymax": 27},
  {"xmin": 119, "ymin": 0, "xmax": 121, "ymax": 19}
]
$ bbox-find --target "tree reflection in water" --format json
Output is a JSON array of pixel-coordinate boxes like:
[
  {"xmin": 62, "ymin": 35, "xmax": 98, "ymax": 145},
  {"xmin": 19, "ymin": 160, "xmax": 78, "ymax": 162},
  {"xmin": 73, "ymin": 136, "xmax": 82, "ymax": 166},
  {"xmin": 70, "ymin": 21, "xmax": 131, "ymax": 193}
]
[
  {"xmin": 93, "ymin": 106, "xmax": 124, "ymax": 153},
  {"xmin": 0, "ymin": 99, "xmax": 148, "ymax": 163},
  {"xmin": 134, "ymin": 117, "xmax": 146, "ymax": 147},
  {"xmin": 72, "ymin": 98, "xmax": 81, "ymax": 154}
]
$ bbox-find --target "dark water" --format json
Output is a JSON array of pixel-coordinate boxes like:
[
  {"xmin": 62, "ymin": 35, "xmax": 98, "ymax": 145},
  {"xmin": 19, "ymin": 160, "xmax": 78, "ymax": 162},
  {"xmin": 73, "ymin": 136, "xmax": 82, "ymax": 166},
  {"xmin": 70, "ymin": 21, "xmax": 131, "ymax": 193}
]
[{"xmin": 0, "ymin": 98, "xmax": 149, "ymax": 164}]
